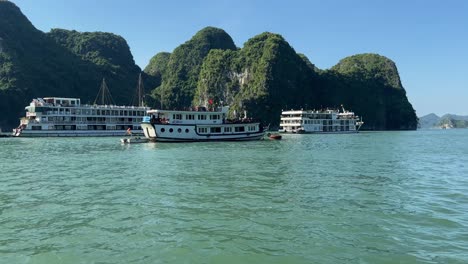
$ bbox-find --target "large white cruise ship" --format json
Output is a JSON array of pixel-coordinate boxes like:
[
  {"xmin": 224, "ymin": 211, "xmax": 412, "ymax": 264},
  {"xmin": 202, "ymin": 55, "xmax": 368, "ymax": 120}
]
[
  {"xmin": 13, "ymin": 97, "xmax": 149, "ymax": 137},
  {"xmin": 141, "ymin": 106, "xmax": 265, "ymax": 142},
  {"xmin": 279, "ymin": 106, "xmax": 364, "ymax": 134},
  {"xmin": 13, "ymin": 77, "xmax": 149, "ymax": 137}
]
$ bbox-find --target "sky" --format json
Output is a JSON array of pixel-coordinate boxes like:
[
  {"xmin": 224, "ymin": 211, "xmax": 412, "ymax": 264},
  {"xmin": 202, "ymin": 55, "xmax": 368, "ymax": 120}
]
[{"xmin": 11, "ymin": 0, "xmax": 468, "ymax": 116}]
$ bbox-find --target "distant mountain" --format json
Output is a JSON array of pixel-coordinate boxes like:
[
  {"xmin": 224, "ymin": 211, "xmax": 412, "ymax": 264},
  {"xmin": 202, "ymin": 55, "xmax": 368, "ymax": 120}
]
[
  {"xmin": 418, "ymin": 113, "xmax": 468, "ymax": 129},
  {"xmin": 440, "ymin": 114, "xmax": 468, "ymax": 121},
  {"xmin": 419, "ymin": 113, "xmax": 440, "ymax": 128},
  {"xmin": 438, "ymin": 114, "xmax": 468, "ymax": 129}
]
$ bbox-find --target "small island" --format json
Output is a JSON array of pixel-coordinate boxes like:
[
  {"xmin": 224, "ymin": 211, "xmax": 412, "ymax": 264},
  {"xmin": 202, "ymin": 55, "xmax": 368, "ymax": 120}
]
[{"xmin": 419, "ymin": 113, "xmax": 468, "ymax": 129}]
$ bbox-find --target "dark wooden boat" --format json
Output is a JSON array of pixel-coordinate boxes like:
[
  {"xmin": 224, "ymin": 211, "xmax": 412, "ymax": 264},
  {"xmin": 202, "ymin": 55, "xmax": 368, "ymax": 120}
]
[{"xmin": 266, "ymin": 133, "xmax": 282, "ymax": 140}]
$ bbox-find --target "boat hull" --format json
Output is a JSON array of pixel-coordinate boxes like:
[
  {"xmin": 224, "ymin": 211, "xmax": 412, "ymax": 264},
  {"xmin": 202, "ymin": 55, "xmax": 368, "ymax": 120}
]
[
  {"xmin": 279, "ymin": 130, "xmax": 359, "ymax": 134},
  {"xmin": 13, "ymin": 130, "xmax": 144, "ymax": 137}
]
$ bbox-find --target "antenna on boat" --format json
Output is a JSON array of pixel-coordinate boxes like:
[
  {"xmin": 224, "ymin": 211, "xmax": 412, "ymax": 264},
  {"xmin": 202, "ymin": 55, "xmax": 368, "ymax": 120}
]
[
  {"xmin": 131, "ymin": 73, "xmax": 146, "ymax": 107},
  {"xmin": 94, "ymin": 78, "xmax": 115, "ymax": 105}
]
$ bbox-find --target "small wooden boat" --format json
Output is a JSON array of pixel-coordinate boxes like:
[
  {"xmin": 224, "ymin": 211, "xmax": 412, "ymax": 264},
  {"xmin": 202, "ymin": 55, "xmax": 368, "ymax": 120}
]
[
  {"xmin": 266, "ymin": 133, "xmax": 282, "ymax": 140},
  {"xmin": 120, "ymin": 136, "xmax": 148, "ymax": 144}
]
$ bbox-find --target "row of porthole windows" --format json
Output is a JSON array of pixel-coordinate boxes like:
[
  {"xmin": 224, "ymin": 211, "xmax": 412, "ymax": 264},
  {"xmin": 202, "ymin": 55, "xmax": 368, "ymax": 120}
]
[{"xmin": 160, "ymin": 127, "xmax": 190, "ymax": 133}]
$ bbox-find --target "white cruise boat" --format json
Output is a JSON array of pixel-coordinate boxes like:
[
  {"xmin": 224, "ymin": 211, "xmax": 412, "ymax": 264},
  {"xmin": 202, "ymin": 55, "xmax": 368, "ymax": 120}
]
[
  {"xmin": 13, "ymin": 76, "xmax": 150, "ymax": 137},
  {"xmin": 13, "ymin": 97, "xmax": 149, "ymax": 137},
  {"xmin": 279, "ymin": 106, "xmax": 364, "ymax": 134},
  {"xmin": 141, "ymin": 106, "xmax": 265, "ymax": 142}
]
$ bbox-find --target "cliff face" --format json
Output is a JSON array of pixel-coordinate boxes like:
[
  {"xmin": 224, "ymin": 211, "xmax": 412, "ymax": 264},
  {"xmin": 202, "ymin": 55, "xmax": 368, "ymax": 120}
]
[
  {"xmin": 144, "ymin": 52, "xmax": 171, "ymax": 81},
  {"xmin": 323, "ymin": 54, "xmax": 418, "ymax": 130},
  {"xmin": 194, "ymin": 32, "xmax": 323, "ymax": 125},
  {"xmin": 0, "ymin": 1, "xmax": 154, "ymax": 129},
  {"xmin": 46, "ymin": 29, "xmax": 146, "ymax": 104},
  {"xmin": 157, "ymin": 27, "xmax": 237, "ymax": 109}
]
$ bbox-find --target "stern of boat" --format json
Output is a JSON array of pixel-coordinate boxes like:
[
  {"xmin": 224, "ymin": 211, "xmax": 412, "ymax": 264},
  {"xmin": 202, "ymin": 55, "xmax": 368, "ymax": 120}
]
[{"xmin": 141, "ymin": 116, "xmax": 157, "ymax": 140}]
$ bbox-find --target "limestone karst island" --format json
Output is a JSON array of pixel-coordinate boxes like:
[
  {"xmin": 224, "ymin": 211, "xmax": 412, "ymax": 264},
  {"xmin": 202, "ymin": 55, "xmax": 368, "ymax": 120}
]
[{"xmin": 0, "ymin": 1, "xmax": 417, "ymax": 132}]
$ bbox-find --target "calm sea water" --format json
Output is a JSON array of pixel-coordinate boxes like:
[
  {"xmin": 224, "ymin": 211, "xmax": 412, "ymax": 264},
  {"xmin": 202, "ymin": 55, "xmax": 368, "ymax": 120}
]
[{"xmin": 1, "ymin": 130, "xmax": 467, "ymax": 264}]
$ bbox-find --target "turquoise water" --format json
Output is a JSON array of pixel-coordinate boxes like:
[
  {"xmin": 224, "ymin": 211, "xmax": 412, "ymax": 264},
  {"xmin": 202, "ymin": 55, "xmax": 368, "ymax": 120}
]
[{"xmin": 1, "ymin": 130, "xmax": 468, "ymax": 263}]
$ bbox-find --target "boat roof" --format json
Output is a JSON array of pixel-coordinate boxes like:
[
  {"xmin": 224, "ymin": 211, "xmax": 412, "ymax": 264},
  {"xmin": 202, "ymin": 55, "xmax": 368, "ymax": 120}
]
[
  {"xmin": 43, "ymin": 97, "xmax": 80, "ymax": 101},
  {"xmin": 148, "ymin": 106, "xmax": 229, "ymax": 115},
  {"xmin": 281, "ymin": 109, "xmax": 338, "ymax": 114}
]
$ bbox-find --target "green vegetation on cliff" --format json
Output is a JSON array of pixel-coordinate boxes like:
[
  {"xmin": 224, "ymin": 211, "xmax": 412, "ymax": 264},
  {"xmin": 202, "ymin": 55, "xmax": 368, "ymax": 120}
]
[
  {"xmin": 193, "ymin": 32, "xmax": 323, "ymax": 124},
  {"xmin": 0, "ymin": 1, "xmax": 155, "ymax": 128},
  {"xmin": 154, "ymin": 30, "xmax": 417, "ymax": 129},
  {"xmin": 322, "ymin": 54, "xmax": 417, "ymax": 130},
  {"xmin": 144, "ymin": 52, "xmax": 171, "ymax": 80},
  {"xmin": 235, "ymin": 33, "xmax": 322, "ymax": 123},
  {"xmin": 157, "ymin": 27, "xmax": 237, "ymax": 109}
]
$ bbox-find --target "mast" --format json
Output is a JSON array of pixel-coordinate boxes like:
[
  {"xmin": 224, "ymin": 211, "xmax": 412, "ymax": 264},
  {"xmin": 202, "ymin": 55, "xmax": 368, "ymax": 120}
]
[
  {"xmin": 93, "ymin": 78, "xmax": 115, "ymax": 105},
  {"xmin": 137, "ymin": 73, "xmax": 145, "ymax": 107},
  {"xmin": 102, "ymin": 78, "xmax": 106, "ymax": 105},
  {"xmin": 131, "ymin": 73, "xmax": 146, "ymax": 107}
]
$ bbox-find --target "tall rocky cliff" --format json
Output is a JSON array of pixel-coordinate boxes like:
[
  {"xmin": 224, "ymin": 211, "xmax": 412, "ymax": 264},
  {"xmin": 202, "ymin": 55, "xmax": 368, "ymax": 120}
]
[
  {"xmin": 146, "ymin": 29, "xmax": 417, "ymax": 129},
  {"xmin": 320, "ymin": 54, "xmax": 418, "ymax": 130},
  {"xmin": 0, "ymin": 1, "xmax": 155, "ymax": 129}
]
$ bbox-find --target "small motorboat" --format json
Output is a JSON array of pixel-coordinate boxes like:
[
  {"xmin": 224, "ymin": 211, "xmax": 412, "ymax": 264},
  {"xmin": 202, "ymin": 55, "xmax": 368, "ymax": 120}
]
[
  {"xmin": 120, "ymin": 136, "xmax": 148, "ymax": 144},
  {"xmin": 266, "ymin": 133, "xmax": 282, "ymax": 140}
]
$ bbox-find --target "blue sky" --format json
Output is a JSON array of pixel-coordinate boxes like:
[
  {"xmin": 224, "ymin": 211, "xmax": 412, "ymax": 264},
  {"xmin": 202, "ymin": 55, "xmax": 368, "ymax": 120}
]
[{"xmin": 12, "ymin": 0, "xmax": 468, "ymax": 116}]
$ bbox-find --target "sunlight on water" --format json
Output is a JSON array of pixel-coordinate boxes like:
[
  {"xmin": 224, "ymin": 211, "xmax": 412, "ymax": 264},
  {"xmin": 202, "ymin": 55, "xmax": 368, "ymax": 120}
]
[{"xmin": 1, "ymin": 130, "xmax": 467, "ymax": 263}]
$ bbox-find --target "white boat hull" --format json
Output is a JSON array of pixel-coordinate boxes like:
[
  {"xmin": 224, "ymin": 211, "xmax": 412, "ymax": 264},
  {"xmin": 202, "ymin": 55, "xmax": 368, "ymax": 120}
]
[{"xmin": 14, "ymin": 130, "xmax": 144, "ymax": 137}]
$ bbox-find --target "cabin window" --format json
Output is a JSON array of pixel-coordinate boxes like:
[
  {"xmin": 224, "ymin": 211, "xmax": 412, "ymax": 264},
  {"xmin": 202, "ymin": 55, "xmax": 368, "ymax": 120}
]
[
  {"xmin": 169, "ymin": 128, "xmax": 174, "ymax": 133},
  {"xmin": 177, "ymin": 128, "xmax": 182, "ymax": 133},
  {"xmin": 248, "ymin": 126, "xmax": 256, "ymax": 131},
  {"xmin": 224, "ymin": 127, "xmax": 232, "ymax": 133},
  {"xmin": 210, "ymin": 127, "xmax": 221, "ymax": 133},
  {"xmin": 185, "ymin": 129, "xmax": 189, "ymax": 133},
  {"xmin": 198, "ymin": 127, "xmax": 208, "ymax": 133},
  {"xmin": 210, "ymin": 114, "xmax": 220, "ymax": 120},
  {"xmin": 198, "ymin": 115, "xmax": 207, "ymax": 120},
  {"xmin": 173, "ymin": 114, "xmax": 182, "ymax": 120},
  {"xmin": 235, "ymin": 126, "xmax": 245, "ymax": 132},
  {"xmin": 186, "ymin": 114, "xmax": 195, "ymax": 120},
  {"xmin": 161, "ymin": 128, "xmax": 165, "ymax": 133}
]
